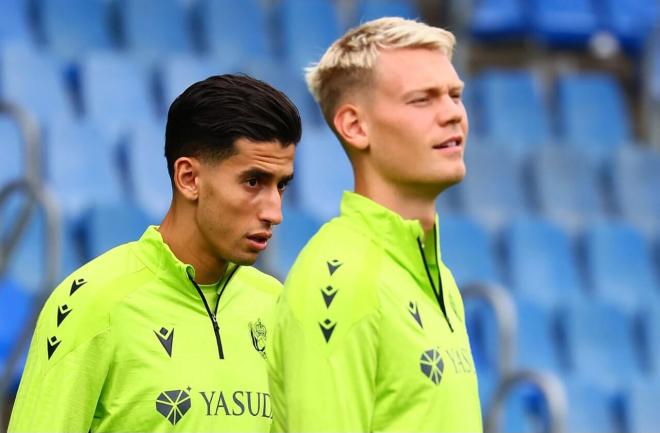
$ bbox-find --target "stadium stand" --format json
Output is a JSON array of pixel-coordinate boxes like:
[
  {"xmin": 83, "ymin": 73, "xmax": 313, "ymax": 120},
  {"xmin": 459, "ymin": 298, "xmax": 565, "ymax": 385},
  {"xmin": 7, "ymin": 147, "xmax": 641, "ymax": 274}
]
[{"xmin": 1, "ymin": 1, "xmax": 659, "ymax": 431}]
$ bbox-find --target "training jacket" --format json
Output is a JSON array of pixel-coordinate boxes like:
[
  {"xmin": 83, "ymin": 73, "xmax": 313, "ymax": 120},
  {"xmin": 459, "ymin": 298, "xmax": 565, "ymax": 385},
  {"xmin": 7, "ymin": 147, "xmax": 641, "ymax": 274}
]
[
  {"xmin": 268, "ymin": 192, "xmax": 482, "ymax": 432},
  {"xmin": 9, "ymin": 226, "xmax": 279, "ymax": 432}
]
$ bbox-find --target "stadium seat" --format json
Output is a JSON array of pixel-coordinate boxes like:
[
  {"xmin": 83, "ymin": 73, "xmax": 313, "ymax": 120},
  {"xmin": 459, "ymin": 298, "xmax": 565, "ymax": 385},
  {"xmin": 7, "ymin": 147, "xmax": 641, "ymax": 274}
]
[
  {"xmin": 459, "ymin": 145, "xmax": 527, "ymax": 229},
  {"xmin": 639, "ymin": 303, "xmax": 660, "ymax": 375},
  {"xmin": 355, "ymin": 0, "xmax": 420, "ymax": 23},
  {"xmin": 564, "ymin": 378, "xmax": 618, "ymax": 433},
  {"xmin": 556, "ymin": 73, "xmax": 631, "ymax": 163},
  {"xmin": 196, "ymin": 0, "xmax": 272, "ymax": 65},
  {"xmin": 43, "ymin": 120, "xmax": 122, "ymax": 218},
  {"xmin": 4, "ymin": 206, "xmax": 81, "ymax": 291},
  {"xmin": 0, "ymin": 278, "xmax": 33, "ymax": 374},
  {"xmin": 294, "ymin": 125, "xmax": 353, "ymax": 221},
  {"xmin": 530, "ymin": 145, "xmax": 606, "ymax": 230},
  {"xmin": 530, "ymin": 0, "xmax": 598, "ymax": 47},
  {"xmin": 514, "ymin": 295, "xmax": 562, "ymax": 373},
  {"xmin": 582, "ymin": 220, "xmax": 659, "ymax": 314},
  {"xmin": 159, "ymin": 54, "xmax": 239, "ymax": 111},
  {"xmin": 244, "ymin": 60, "xmax": 321, "ymax": 126},
  {"xmin": 265, "ymin": 206, "xmax": 322, "ymax": 280},
  {"xmin": 597, "ymin": 0, "xmax": 658, "ymax": 53},
  {"xmin": 117, "ymin": 0, "xmax": 194, "ymax": 65},
  {"xmin": 476, "ymin": 69, "xmax": 551, "ymax": 160},
  {"xmin": 503, "ymin": 216, "xmax": 583, "ymax": 309},
  {"xmin": 37, "ymin": 0, "xmax": 113, "ymax": 60},
  {"xmin": 623, "ymin": 378, "xmax": 660, "ymax": 432},
  {"xmin": 0, "ymin": 114, "xmax": 24, "ymax": 188},
  {"xmin": 561, "ymin": 300, "xmax": 640, "ymax": 391},
  {"xmin": 80, "ymin": 52, "xmax": 158, "ymax": 139},
  {"xmin": 470, "ymin": 0, "xmax": 528, "ymax": 39},
  {"xmin": 609, "ymin": 145, "xmax": 660, "ymax": 234},
  {"xmin": 0, "ymin": 0, "xmax": 34, "ymax": 45},
  {"xmin": 0, "ymin": 44, "xmax": 75, "ymax": 126},
  {"xmin": 79, "ymin": 203, "xmax": 152, "ymax": 261},
  {"xmin": 277, "ymin": 0, "xmax": 341, "ymax": 73},
  {"xmin": 439, "ymin": 214, "xmax": 500, "ymax": 287},
  {"xmin": 124, "ymin": 121, "xmax": 172, "ymax": 220}
]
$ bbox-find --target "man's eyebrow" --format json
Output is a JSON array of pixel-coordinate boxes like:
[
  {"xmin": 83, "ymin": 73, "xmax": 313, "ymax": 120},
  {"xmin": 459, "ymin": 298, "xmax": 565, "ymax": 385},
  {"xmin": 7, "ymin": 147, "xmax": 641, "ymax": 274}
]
[{"xmin": 239, "ymin": 168, "xmax": 295, "ymax": 181}]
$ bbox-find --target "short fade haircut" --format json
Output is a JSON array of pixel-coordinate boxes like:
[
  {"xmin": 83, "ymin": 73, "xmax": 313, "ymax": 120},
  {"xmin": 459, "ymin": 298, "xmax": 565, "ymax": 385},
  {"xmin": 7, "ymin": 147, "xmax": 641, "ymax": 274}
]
[
  {"xmin": 306, "ymin": 17, "xmax": 456, "ymax": 126},
  {"xmin": 165, "ymin": 74, "xmax": 302, "ymax": 183}
]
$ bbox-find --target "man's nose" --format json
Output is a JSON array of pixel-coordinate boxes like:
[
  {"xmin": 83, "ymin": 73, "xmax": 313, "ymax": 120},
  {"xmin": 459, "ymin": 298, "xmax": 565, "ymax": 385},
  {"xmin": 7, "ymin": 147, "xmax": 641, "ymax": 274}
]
[{"xmin": 258, "ymin": 188, "xmax": 283, "ymax": 226}]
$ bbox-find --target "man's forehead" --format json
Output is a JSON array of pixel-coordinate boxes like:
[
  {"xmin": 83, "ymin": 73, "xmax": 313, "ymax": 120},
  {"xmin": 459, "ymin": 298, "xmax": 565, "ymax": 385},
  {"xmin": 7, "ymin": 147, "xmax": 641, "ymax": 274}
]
[
  {"xmin": 374, "ymin": 48, "xmax": 461, "ymax": 92},
  {"xmin": 223, "ymin": 138, "xmax": 295, "ymax": 168}
]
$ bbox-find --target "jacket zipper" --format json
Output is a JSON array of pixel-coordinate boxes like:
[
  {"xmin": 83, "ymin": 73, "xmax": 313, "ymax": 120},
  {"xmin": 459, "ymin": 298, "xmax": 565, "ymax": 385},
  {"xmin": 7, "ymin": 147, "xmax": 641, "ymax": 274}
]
[
  {"xmin": 188, "ymin": 266, "xmax": 239, "ymax": 359},
  {"xmin": 417, "ymin": 229, "xmax": 453, "ymax": 333}
]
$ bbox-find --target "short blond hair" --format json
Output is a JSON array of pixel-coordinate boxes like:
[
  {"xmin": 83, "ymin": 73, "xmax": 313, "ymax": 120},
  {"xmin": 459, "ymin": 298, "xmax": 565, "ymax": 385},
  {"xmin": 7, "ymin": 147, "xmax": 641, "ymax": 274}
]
[{"xmin": 305, "ymin": 17, "xmax": 456, "ymax": 124}]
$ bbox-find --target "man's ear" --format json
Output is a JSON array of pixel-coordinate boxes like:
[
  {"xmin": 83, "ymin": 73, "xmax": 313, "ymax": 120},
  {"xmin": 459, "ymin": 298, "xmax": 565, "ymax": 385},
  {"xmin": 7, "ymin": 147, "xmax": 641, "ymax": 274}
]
[
  {"xmin": 173, "ymin": 157, "xmax": 200, "ymax": 201},
  {"xmin": 333, "ymin": 103, "xmax": 369, "ymax": 151}
]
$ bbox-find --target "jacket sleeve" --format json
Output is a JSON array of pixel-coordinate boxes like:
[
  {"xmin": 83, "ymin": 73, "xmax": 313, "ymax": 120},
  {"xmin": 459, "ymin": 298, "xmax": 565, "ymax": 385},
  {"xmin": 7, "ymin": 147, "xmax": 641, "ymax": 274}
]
[
  {"xmin": 268, "ymin": 256, "xmax": 380, "ymax": 432},
  {"xmin": 8, "ymin": 306, "xmax": 112, "ymax": 432}
]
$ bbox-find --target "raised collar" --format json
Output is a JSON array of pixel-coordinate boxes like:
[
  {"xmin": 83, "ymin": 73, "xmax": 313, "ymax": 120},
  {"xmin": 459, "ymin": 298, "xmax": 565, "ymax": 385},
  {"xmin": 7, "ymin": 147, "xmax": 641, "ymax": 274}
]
[
  {"xmin": 134, "ymin": 225, "xmax": 237, "ymax": 290},
  {"xmin": 338, "ymin": 191, "xmax": 442, "ymax": 269}
]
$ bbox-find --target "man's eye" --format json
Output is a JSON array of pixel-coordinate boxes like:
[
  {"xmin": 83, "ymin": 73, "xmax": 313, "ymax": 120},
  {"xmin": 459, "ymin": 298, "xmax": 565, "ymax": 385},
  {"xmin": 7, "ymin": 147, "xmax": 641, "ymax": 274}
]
[
  {"xmin": 246, "ymin": 178, "xmax": 258, "ymax": 187},
  {"xmin": 410, "ymin": 97, "xmax": 429, "ymax": 104},
  {"xmin": 278, "ymin": 181, "xmax": 289, "ymax": 191}
]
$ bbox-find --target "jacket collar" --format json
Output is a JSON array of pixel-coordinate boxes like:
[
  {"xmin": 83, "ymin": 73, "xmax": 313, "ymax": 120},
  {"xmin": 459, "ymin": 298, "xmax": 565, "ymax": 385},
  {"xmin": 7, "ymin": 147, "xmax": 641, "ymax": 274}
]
[
  {"xmin": 134, "ymin": 225, "xmax": 237, "ymax": 291},
  {"xmin": 339, "ymin": 191, "xmax": 441, "ymax": 275}
]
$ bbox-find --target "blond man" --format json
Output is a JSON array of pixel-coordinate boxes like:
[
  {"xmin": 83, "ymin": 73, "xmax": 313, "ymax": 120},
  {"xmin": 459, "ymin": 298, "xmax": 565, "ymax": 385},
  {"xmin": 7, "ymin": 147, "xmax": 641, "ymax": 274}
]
[{"xmin": 268, "ymin": 17, "xmax": 482, "ymax": 432}]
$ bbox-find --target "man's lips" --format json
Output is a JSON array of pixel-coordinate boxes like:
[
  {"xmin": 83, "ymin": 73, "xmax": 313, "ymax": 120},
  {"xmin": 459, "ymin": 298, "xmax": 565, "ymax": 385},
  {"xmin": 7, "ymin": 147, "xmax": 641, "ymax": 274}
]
[
  {"xmin": 433, "ymin": 135, "xmax": 463, "ymax": 150},
  {"xmin": 246, "ymin": 232, "xmax": 272, "ymax": 251}
]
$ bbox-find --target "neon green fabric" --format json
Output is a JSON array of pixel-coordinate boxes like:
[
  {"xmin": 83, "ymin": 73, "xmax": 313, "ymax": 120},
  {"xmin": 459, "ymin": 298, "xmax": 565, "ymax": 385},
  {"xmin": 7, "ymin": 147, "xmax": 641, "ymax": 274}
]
[
  {"xmin": 268, "ymin": 192, "xmax": 482, "ymax": 432},
  {"xmin": 9, "ymin": 226, "xmax": 279, "ymax": 432}
]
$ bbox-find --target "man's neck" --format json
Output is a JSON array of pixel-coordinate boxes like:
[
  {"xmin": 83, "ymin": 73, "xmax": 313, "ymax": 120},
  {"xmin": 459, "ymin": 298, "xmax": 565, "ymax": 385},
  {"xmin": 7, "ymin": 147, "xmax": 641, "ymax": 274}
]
[{"xmin": 158, "ymin": 205, "xmax": 227, "ymax": 284}]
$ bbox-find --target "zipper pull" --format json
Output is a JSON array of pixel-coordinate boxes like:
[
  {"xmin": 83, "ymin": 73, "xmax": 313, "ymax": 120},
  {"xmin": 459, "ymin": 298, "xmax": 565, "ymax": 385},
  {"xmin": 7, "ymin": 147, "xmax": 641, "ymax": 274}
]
[{"xmin": 211, "ymin": 314, "xmax": 219, "ymax": 331}]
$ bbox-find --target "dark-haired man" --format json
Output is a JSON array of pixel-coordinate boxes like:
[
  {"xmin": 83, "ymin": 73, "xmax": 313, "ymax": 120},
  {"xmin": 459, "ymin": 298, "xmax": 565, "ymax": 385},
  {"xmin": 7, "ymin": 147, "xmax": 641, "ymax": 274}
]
[{"xmin": 9, "ymin": 74, "xmax": 301, "ymax": 432}]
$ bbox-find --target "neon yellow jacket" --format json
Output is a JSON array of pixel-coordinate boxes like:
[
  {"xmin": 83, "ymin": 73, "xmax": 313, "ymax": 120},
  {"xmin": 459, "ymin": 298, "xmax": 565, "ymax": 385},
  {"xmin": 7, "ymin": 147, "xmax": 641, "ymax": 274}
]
[
  {"xmin": 9, "ymin": 226, "xmax": 279, "ymax": 432},
  {"xmin": 268, "ymin": 192, "xmax": 482, "ymax": 432}
]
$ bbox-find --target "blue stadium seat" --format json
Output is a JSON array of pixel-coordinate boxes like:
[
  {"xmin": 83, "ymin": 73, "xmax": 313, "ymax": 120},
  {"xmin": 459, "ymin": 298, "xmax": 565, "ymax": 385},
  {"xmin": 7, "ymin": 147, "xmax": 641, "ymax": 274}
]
[
  {"xmin": 294, "ymin": 125, "xmax": 353, "ymax": 221},
  {"xmin": 477, "ymin": 69, "xmax": 551, "ymax": 160},
  {"xmin": 266, "ymin": 206, "xmax": 322, "ymax": 280},
  {"xmin": 470, "ymin": 0, "xmax": 528, "ymax": 39},
  {"xmin": 244, "ymin": 61, "xmax": 321, "ymax": 125},
  {"xmin": 4, "ymin": 207, "xmax": 81, "ymax": 290},
  {"xmin": 355, "ymin": 0, "xmax": 420, "ymax": 23},
  {"xmin": 278, "ymin": 0, "xmax": 341, "ymax": 73},
  {"xmin": 640, "ymin": 303, "xmax": 660, "ymax": 375},
  {"xmin": 0, "ymin": 0, "xmax": 34, "ymax": 45},
  {"xmin": 556, "ymin": 73, "xmax": 631, "ymax": 163},
  {"xmin": 530, "ymin": 0, "xmax": 598, "ymax": 47},
  {"xmin": 503, "ymin": 216, "xmax": 583, "ymax": 309},
  {"xmin": 118, "ymin": 0, "xmax": 193, "ymax": 65},
  {"xmin": 623, "ymin": 379, "xmax": 660, "ymax": 432},
  {"xmin": 159, "ymin": 54, "xmax": 238, "ymax": 111},
  {"xmin": 37, "ymin": 0, "xmax": 113, "ymax": 60},
  {"xmin": 43, "ymin": 120, "xmax": 122, "ymax": 218},
  {"xmin": 564, "ymin": 378, "xmax": 618, "ymax": 433},
  {"xmin": 80, "ymin": 53, "xmax": 158, "ymax": 139},
  {"xmin": 124, "ymin": 121, "xmax": 171, "ymax": 220},
  {"xmin": 609, "ymin": 146, "xmax": 660, "ymax": 234},
  {"xmin": 197, "ymin": 0, "xmax": 272, "ymax": 65},
  {"xmin": 530, "ymin": 145, "xmax": 606, "ymax": 230},
  {"xmin": 597, "ymin": 0, "xmax": 658, "ymax": 53},
  {"xmin": 561, "ymin": 301, "xmax": 640, "ymax": 391},
  {"xmin": 583, "ymin": 220, "xmax": 659, "ymax": 314},
  {"xmin": 0, "ymin": 44, "xmax": 75, "ymax": 126},
  {"xmin": 0, "ymin": 278, "xmax": 32, "ymax": 374},
  {"xmin": 459, "ymin": 145, "xmax": 526, "ymax": 228},
  {"xmin": 515, "ymin": 295, "xmax": 562, "ymax": 373},
  {"xmin": 79, "ymin": 203, "xmax": 152, "ymax": 260},
  {"xmin": 0, "ymin": 114, "xmax": 24, "ymax": 187},
  {"xmin": 439, "ymin": 214, "xmax": 500, "ymax": 287}
]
